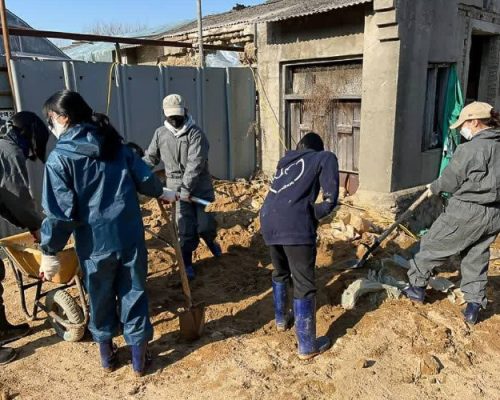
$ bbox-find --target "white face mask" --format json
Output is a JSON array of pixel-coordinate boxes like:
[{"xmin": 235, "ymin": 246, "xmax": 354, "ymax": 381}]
[
  {"xmin": 460, "ymin": 126, "xmax": 473, "ymax": 141},
  {"xmin": 50, "ymin": 119, "xmax": 67, "ymax": 139}
]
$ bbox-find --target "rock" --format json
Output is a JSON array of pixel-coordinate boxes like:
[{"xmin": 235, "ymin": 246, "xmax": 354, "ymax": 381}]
[
  {"xmin": 419, "ymin": 355, "xmax": 443, "ymax": 376},
  {"xmin": 356, "ymin": 359, "xmax": 371, "ymax": 369},
  {"xmin": 339, "ymin": 213, "xmax": 351, "ymax": 226},
  {"xmin": 341, "ymin": 278, "xmax": 401, "ymax": 309},
  {"xmin": 356, "ymin": 244, "xmax": 369, "ymax": 259},
  {"xmin": 1, "ymin": 390, "xmax": 10, "ymax": 400},
  {"xmin": 350, "ymin": 215, "xmax": 371, "ymax": 234},
  {"xmin": 331, "ymin": 221, "xmax": 347, "ymax": 232},
  {"xmin": 251, "ymin": 199, "xmax": 262, "ymax": 210}
]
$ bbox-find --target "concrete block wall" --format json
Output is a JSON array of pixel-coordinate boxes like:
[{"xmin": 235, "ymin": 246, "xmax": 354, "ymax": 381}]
[{"xmin": 256, "ymin": 7, "xmax": 367, "ymax": 175}]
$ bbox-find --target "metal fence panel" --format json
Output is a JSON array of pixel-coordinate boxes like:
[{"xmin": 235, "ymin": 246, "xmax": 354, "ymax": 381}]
[
  {"xmin": 203, "ymin": 68, "xmax": 229, "ymax": 179},
  {"xmin": 226, "ymin": 68, "xmax": 256, "ymax": 179},
  {"xmin": 163, "ymin": 67, "xmax": 200, "ymax": 124},
  {"xmin": 1, "ymin": 59, "xmax": 256, "ymax": 238},
  {"xmin": 66, "ymin": 61, "xmax": 123, "ymax": 134},
  {"xmin": 120, "ymin": 64, "xmax": 163, "ymax": 150}
]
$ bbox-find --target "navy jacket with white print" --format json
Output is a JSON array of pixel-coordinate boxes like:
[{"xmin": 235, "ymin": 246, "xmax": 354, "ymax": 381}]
[{"xmin": 260, "ymin": 149, "xmax": 339, "ymax": 246}]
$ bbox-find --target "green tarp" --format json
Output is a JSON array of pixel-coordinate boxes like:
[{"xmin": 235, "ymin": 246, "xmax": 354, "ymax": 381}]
[{"xmin": 439, "ymin": 65, "xmax": 464, "ymax": 175}]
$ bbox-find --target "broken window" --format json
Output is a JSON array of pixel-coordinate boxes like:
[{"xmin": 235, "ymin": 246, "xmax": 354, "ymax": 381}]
[{"xmin": 422, "ymin": 64, "xmax": 451, "ymax": 151}]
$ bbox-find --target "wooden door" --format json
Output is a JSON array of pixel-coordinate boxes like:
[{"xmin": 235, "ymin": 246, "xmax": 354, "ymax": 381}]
[{"xmin": 286, "ymin": 99, "xmax": 361, "ymax": 194}]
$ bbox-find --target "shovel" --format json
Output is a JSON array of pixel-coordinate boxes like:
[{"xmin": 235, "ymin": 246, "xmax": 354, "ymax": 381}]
[
  {"xmin": 156, "ymin": 200, "xmax": 205, "ymax": 341},
  {"xmin": 340, "ymin": 189, "xmax": 431, "ymax": 270}
]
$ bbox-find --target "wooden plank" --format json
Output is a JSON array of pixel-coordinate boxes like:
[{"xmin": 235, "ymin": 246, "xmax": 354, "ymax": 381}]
[{"xmin": 353, "ymin": 103, "xmax": 361, "ymax": 172}]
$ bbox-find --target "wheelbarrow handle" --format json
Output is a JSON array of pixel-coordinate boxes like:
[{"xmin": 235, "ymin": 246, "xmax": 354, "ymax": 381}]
[{"xmin": 156, "ymin": 200, "xmax": 194, "ymax": 308}]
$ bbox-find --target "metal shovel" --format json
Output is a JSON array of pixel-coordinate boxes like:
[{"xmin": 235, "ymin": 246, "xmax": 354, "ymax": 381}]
[
  {"xmin": 156, "ymin": 200, "xmax": 205, "ymax": 341},
  {"xmin": 340, "ymin": 189, "xmax": 431, "ymax": 270}
]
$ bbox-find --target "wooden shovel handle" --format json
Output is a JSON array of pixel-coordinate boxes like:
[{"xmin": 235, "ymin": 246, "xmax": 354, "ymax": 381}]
[{"xmin": 156, "ymin": 200, "xmax": 193, "ymax": 307}]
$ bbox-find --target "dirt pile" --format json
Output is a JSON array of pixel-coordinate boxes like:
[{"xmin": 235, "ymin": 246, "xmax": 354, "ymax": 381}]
[{"xmin": 1, "ymin": 180, "xmax": 499, "ymax": 399}]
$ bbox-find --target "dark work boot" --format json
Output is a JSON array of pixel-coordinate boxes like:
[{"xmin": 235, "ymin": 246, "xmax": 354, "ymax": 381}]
[
  {"xmin": 181, "ymin": 249, "xmax": 195, "ymax": 281},
  {"xmin": 0, "ymin": 346, "xmax": 16, "ymax": 365},
  {"xmin": 99, "ymin": 341, "xmax": 118, "ymax": 373},
  {"xmin": 131, "ymin": 342, "xmax": 151, "ymax": 377},
  {"xmin": 0, "ymin": 304, "xmax": 30, "ymax": 346},
  {"xmin": 463, "ymin": 302, "xmax": 481, "ymax": 325},
  {"xmin": 401, "ymin": 285, "xmax": 426, "ymax": 304},
  {"xmin": 206, "ymin": 241, "xmax": 222, "ymax": 258},
  {"xmin": 293, "ymin": 297, "xmax": 331, "ymax": 360},
  {"xmin": 272, "ymin": 280, "xmax": 293, "ymax": 332}
]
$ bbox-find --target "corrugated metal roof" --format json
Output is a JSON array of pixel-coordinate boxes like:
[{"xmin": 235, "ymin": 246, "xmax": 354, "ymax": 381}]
[{"xmin": 165, "ymin": 0, "xmax": 372, "ymax": 36}]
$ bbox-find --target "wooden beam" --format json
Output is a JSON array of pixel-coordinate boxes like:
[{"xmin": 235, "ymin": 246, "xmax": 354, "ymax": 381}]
[{"xmin": 0, "ymin": 26, "xmax": 245, "ymax": 52}]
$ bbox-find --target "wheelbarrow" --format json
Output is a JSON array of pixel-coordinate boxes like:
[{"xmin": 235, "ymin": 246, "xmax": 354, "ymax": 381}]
[{"xmin": 0, "ymin": 232, "xmax": 88, "ymax": 342}]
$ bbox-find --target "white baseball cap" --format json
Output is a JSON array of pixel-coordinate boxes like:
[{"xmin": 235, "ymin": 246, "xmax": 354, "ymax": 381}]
[{"xmin": 163, "ymin": 94, "xmax": 186, "ymax": 117}]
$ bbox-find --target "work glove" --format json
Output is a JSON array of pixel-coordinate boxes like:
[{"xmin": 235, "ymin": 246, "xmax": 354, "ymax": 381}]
[
  {"xmin": 425, "ymin": 184, "xmax": 433, "ymax": 198},
  {"xmin": 159, "ymin": 188, "xmax": 178, "ymax": 203},
  {"xmin": 39, "ymin": 254, "xmax": 61, "ymax": 282}
]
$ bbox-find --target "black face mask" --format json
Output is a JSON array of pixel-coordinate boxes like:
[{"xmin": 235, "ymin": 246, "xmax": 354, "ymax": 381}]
[{"xmin": 167, "ymin": 115, "xmax": 186, "ymax": 129}]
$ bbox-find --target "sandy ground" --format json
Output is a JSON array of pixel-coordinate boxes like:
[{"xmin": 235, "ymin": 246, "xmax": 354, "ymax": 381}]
[{"xmin": 1, "ymin": 179, "xmax": 499, "ymax": 400}]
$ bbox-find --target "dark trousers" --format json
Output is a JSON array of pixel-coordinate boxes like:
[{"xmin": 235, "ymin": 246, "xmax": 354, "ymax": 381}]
[
  {"xmin": 176, "ymin": 201, "xmax": 217, "ymax": 253},
  {"xmin": 0, "ymin": 259, "xmax": 5, "ymax": 309},
  {"xmin": 269, "ymin": 245, "xmax": 316, "ymax": 299}
]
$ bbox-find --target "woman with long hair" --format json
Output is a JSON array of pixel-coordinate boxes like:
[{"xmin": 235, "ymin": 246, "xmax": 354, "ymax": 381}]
[{"xmin": 39, "ymin": 90, "xmax": 173, "ymax": 376}]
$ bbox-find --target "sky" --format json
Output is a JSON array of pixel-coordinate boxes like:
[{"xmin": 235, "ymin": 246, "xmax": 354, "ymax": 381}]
[{"xmin": 6, "ymin": 0, "xmax": 266, "ymax": 33}]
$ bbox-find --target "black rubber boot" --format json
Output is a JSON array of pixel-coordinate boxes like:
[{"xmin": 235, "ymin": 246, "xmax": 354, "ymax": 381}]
[
  {"xmin": 463, "ymin": 302, "xmax": 481, "ymax": 325},
  {"xmin": 131, "ymin": 342, "xmax": 151, "ymax": 377},
  {"xmin": 401, "ymin": 285, "xmax": 426, "ymax": 304},
  {"xmin": 0, "ymin": 347, "xmax": 16, "ymax": 365},
  {"xmin": 0, "ymin": 278, "xmax": 30, "ymax": 346},
  {"xmin": 99, "ymin": 341, "xmax": 118, "ymax": 373}
]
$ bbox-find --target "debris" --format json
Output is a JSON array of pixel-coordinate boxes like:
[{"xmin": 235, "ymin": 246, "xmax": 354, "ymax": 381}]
[
  {"xmin": 392, "ymin": 254, "xmax": 411, "ymax": 269},
  {"xmin": 356, "ymin": 359, "xmax": 371, "ymax": 369},
  {"xmin": 350, "ymin": 214, "xmax": 372, "ymax": 234},
  {"xmin": 419, "ymin": 355, "xmax": 443, "ymax": 376},
  {"xmin": 429, "ymin": 277, "xmax": 455, "ymax": 293},
  {"xmin": 341, "ymin": 278, "xmax": 401, "ymax": 310},
  {"xmin": 331, "ymin": 221, "xmax": 360, "ymax": 241},
  {"xmin": 448, "ymin": 288, "xmax": 466, "ymax": 305}
]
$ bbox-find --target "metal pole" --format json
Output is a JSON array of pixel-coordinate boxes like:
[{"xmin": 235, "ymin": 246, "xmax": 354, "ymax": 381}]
[
  {"xmin": 0, "ymin": 0, "xmax": 16, "ymax": 110},
  {"xmin": 197, "ymin": 0, "xmax": 204, "ymax": 68}
]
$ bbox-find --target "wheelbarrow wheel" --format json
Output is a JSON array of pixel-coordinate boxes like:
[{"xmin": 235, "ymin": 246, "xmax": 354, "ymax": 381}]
[{"xmin": 46, "ymin": 289, "xmax": 85, "ymax": 342}]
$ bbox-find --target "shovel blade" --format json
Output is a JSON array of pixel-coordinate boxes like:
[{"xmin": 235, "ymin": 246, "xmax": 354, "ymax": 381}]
[{"xmin": 179, "ymin": 303, "xmax": 205, "ymax": 341}]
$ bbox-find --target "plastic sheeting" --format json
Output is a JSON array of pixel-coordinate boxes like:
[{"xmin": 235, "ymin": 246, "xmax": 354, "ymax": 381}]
[{"xmin": 0, "ymin": 10, "xmax": 69, "ymax": 60}]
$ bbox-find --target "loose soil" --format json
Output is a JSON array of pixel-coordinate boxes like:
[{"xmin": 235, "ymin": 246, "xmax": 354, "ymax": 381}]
[{"xmin": 1, "ymin": 179, "xmax": 499, "ymax": 399}]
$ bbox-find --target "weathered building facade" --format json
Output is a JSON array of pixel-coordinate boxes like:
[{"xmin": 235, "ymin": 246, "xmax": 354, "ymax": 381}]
[{"xmin": 66, "ymin": 0, "xmax": 500, "ymax": 210}]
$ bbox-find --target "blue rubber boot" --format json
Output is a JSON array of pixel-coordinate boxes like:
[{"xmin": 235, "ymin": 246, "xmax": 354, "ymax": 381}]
[
  {"xmin": 181, "ymin": 249, "xmax": 195, "ymax": 281},
  {"xmin": 463, "ymin": 302, "xmax": 481, "ymax": 325},
  {"xmin": 293, "ymin": 297, "xmax": 331, "ymax": 360},
  {"xmin": 99, "ymin": 341, "xmax": 117, "ymax": 372},
  {"xmin": 206, "ymin": 241, "xmax": 222, "ymax": 257},
  {"xmin": 402, "ymin": 285, "xmax": 426, "ymax": 304},
  {"xmin": 272, "ymin": 280, "xmax": 293, "ymax": 331},
  {"xmin": 131, "ymin": 342, "xmax": 150, "ymax": 377}
]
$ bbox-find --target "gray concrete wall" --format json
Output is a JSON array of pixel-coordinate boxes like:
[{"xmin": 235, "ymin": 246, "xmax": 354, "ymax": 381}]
[
  {"xmin": 256, "ymin": 6, "xmax": 368, "ymax": 175},
  {"xmin": 357, "ymin": 4, "xmax": 401, "ymax": 193},
  {"xmin": 391, "ymin": 0, "xmax": 500, "ymax": 192}
]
